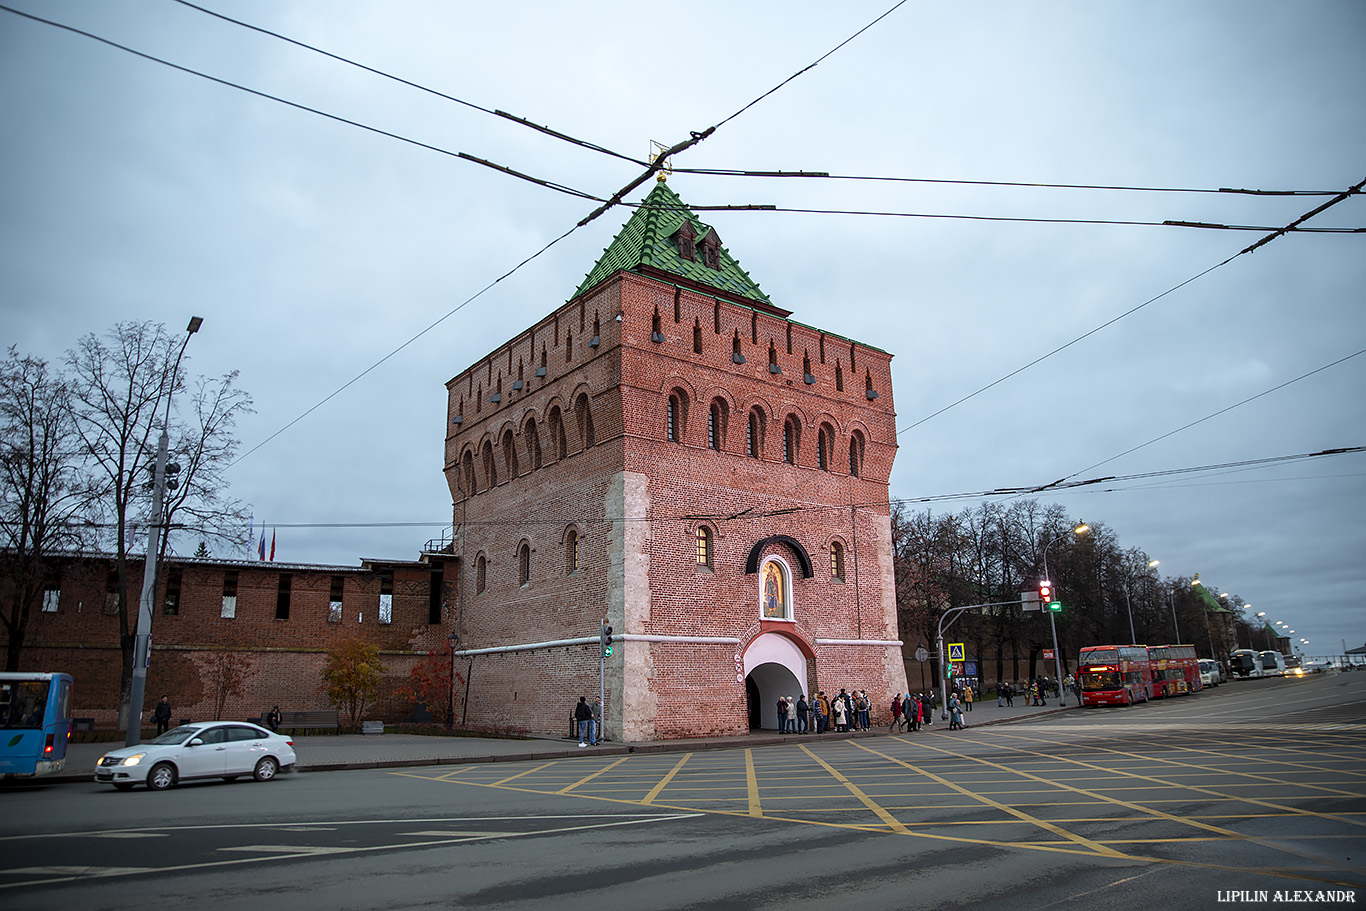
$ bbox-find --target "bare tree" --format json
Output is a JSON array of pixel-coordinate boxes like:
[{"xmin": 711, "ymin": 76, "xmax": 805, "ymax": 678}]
[
  {"xmin": 64, "ymin": 322, "xmax": 251, "ymax": 728},
  {"xmin": 0, "ymin": 348, "xmax": 94, "ymax": 670},
  {"xmin": 207, "ymin": 650, "xmax": 251, "ymax": 721},
  {"xmin": 159, "ymin": 372, "xmax": 252, "ymax": 558}
]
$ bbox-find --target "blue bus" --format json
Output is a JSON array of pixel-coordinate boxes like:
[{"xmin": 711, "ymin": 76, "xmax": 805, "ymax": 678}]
[{"xmin": 1, "ymin": 672, "xmax": 73, "ymax": 778}]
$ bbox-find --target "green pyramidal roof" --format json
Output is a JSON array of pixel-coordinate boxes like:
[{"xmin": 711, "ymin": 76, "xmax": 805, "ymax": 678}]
[
  {"xmin": 572, "ymin": 181, "xmax": 774, "ymax": 308},
  {"xmin": 1193, "ymin": 583, "xmax": 1231, "ymax": 613}
]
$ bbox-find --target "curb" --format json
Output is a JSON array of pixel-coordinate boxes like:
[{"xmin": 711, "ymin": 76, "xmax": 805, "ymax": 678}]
[{"xmin": 8, "ymin": 705, "xmax": 1073, "ymax": 787}]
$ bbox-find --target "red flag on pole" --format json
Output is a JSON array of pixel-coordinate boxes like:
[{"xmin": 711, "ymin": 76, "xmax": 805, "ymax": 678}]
[{"xmin": 270, "ymin": 529, "xmax": 276, "ymax": 562}]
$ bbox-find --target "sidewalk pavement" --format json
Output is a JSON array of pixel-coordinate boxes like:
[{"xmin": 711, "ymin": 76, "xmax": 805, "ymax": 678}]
[{"xmin": 25, "ymin": 693, "xmax": 1075, "ymax": 787}]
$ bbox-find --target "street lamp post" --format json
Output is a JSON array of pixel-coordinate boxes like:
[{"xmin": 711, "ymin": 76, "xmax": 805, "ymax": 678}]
[
  {"xmin": 126, "ymin": 317, "xmax": 201, "ymax": 746},
  {"xmin": 446, "ymin": 633, "xmax": 459, "ymax": 729}
]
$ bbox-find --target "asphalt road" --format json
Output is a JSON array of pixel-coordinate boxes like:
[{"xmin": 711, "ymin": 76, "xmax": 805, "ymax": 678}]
[{"xmin": 2, "ymin": 672, "xmax": 1363, "ymax": 910}]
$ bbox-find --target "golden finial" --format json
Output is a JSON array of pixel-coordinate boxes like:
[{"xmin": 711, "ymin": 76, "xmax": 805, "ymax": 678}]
[{"xmin": 649, "ymin": 140, "xmax": 672, "ymax": 183}]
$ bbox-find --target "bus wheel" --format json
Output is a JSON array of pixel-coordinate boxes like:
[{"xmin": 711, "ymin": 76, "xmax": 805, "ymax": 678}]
[{"xmin": 148, "ymin": 763, "xmax": 176, "ymax": 791}]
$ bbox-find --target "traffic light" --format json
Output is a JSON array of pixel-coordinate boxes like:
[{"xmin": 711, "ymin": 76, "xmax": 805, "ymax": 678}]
[
  {"xmin": 600, "ymin": 622, "xmax": 614, "ymax": 657},
  {"xmin": 1040, "ymin": 581, "xmax": 1062, "ymax": 612}
]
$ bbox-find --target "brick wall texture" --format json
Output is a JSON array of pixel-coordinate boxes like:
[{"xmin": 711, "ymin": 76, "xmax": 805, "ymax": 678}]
[{"xmin": 442, "ymin": 270, "xmax": 909, "ymax": 740}]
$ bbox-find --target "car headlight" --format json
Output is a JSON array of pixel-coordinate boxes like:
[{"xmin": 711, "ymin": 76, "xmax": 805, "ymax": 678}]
[{"xmin": 122, "ymin": 752, "xmax": 147, "ymax": 767}]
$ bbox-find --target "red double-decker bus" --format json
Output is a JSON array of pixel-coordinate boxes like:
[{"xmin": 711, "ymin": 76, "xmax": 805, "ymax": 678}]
[
  {"xmin": 1078, "ymin": 645, "xmax": 1153, "ymax": 706},
  {"xmin": 1148, "ymin": 644, "xmax": 1202, "ymax": 696}
]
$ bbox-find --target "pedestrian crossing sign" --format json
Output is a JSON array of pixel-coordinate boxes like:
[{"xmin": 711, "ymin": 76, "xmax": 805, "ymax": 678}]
[{"xmin": 948, "ymin": 643, "xmax": 965, "ymax": 662}]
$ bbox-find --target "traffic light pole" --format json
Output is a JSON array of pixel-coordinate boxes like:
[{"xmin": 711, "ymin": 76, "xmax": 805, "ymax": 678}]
[
  {"xmin": 1048, "ymin": 606, "xmax": 1066, "ymax": 707},
  {"xmin": 598, "ymin": 618, "xmax": 605, "ymax": 742}
]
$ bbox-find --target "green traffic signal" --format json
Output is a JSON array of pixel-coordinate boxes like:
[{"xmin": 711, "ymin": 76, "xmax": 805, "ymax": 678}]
[
  {"xmin": 1047, "ymin": 601, "xmax": 1062, "ymax": 612},
  {"xmin": 603, "ymin": 645, "xmax": 613, "ymax": 657}
]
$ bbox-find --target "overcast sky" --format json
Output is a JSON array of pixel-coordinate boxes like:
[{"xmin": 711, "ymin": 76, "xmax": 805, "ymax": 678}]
[{"xmin": 3, "ymin": 1, "xmax": 1363, "ymax": 655}]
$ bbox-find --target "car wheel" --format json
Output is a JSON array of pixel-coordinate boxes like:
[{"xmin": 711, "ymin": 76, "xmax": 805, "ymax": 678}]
[
  {"xmin": 112, "ymin": 782, "xmax": 134, "ymax": 791},
  {"xmin": 253, "ymin": 757, "xmax": 279, "ymax": 782},
  {"xmin": 148, "ymin": 763, "xmax": 176, "ymax": 791}
]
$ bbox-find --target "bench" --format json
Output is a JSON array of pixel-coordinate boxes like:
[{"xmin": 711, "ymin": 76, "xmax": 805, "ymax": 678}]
[
  {"xmin": 274, "ymin": 710, "xmax": 342, "ymax": 734},
  {"xmin": 72, "ymin": 718, "xmax": 95, "ymax": 733},
  {"xmin": 361, "ymin": 721, "xmax": 385, "ymax": 735}
]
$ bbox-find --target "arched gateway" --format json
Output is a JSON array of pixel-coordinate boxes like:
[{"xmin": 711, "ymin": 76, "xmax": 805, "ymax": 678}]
[{"xmin": 743, "ymin": 631, "xmax": 811, "ymax": 731}]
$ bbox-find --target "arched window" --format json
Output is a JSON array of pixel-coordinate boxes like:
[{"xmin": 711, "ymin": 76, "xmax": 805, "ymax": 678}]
[
  {"xmin": 849, "ymin": 430, "xmax": 865, "ymax": 478},
  {"xmin": 783, "ymin": 417, "xmax": 799, "ymax": 465},
  {"xmin": 830, "ymin": 541, "xmax": 846, "ymax": 581},
  {"xmin": 817, "ymin": 424, "xmax": 832, "ymax": 471},
  {"xmin": 502, "ymin": 428, "xmax": 519, "ymax": 479},
  {"xmin": 708, "ymin": 399, "xmax": 727, "ymax": 451},
  {"xmin": 667, "ymin": 390, "xmax": 687, "ymax": 443},
  {"xmin": 548, "ymin": 406, "xmax": 567, "ymax": 460},
  {"xmin": 517, "ymin": 541, "xmax": 531, "ymax": 586},
  {"xmin": 481, "ymin": 440, "xmax": 498, "ymax": 488},
  {"xmin": 475, "ymin": 554, "xmax": 487, "ymax": 595},
  {"xmin": 574, "ymin": 393, "xmax": 595, "ymax": 450},
  {"xmin": 525, "ymin": 417, "xmax": 542, "ymax": 471},
  {"xmin": 461, "ymin": 450, "xmax": 475, "ymax": 494},
  {"xmin": 565, "ymin": 529, "xmax": 579, "ymax": 574},
  {"xmin": 746, "ymin": 407, "xmax": 764, "ymax": 459},
  {"xmin": 695, "ymin": 526, "xmax": 713, "ymax": 569},
  {"xmin": 760, "ymin": 557, "xmax": 792, "ymax": 620}
]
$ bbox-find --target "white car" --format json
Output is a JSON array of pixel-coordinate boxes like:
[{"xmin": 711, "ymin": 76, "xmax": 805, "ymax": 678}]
[{"xmin": 95, "ymin": 721, "xmax": 296, "ymax": 790}]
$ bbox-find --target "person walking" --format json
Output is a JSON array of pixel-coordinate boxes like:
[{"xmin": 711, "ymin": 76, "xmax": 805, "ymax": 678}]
[
  {"xmin": 796, "ymin": 694, "xmax": 810, "ymax": 734},
  {"xmin": 948, "ymin": 692, "xmax": 965, "ymax": 730},
  {"xmin": 890, "ymin": 693, "xmax": 903, "ymax": 731},
  {"xmin": 153, "ymin": 695, "xmax": 172, "ymax": 736},
  {"xmin": 574, "ymin": 696, "xmax": 593, "ymax": 747}
]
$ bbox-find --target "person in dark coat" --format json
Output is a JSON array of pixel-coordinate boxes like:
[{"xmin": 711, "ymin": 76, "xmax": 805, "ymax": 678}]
[
  {"xmin": 574, "ymin": 697, "xmax": 593, "ymax": 747},
  {"xmin": 153, "ymin": 695, "xmax": 172, "ymax": 736}
]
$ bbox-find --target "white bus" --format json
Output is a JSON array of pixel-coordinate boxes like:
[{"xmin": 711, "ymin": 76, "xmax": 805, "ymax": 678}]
[{"xmin": 1257, "ymin": 650, "xmax": 1287, "ymax": 677}]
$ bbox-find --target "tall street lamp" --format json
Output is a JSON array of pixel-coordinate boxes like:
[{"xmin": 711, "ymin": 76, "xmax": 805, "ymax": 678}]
[
  {"xmin": 126, "ymin": 317, "xmax": 202, "ymax": 746},
  {"xmin": 1123, "ymin": 558, "xmax": 1160, "ymax": 646}
]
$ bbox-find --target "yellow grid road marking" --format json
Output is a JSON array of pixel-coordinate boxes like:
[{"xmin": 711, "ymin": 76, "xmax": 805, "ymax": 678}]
[
  {"xmin": 744, "ymin": 749, "xmax": 762, "ymax": 817},
  {"xmin": 557, "ymin": 756, "xmax": 630, "ymax": 794},
  {"xmin": 641, "ymin": 753, "xmax": 692, "ymax": 805},
  {"xmin": 990, "ymin": 730, "xmax": 1366, "ymax": 828}
]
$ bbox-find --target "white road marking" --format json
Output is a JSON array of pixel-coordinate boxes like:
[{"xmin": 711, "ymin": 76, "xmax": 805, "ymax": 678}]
[{"xmin": 218, "ymin": 845, "xmax": 359, "ymax": 855}]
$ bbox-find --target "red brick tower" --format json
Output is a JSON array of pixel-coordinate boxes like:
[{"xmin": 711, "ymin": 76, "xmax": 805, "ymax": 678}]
[{"xmin": 443, "ymin": 180, "xmax": 906, "ymax": 740}]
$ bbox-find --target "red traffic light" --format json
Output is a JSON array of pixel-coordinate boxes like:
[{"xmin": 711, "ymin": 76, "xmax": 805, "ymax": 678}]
[{"xmin": 1039, "ymin": 581, "xmax": 1052, "ymax": 600}]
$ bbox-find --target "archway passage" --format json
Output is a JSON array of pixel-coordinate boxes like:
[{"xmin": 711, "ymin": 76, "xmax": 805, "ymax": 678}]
[
  {"xmin": 746, "ymin": 676, "xmax": 760, "ymax": 730},
  {"xmin": 742, "ymin": 632, "xmax": 812, "ymax": 732},
  {"xmin": 746, "ymin": 663, "xmax": 804, "ymax": 731}
]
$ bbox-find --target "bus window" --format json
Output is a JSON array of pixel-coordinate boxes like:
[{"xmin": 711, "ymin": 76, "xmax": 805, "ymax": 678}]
[{"xmin": 2, "ymin": 680, "xmax": 49, "ymax": 729}]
